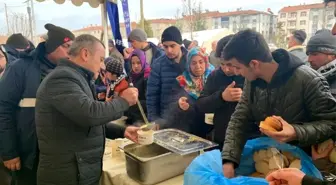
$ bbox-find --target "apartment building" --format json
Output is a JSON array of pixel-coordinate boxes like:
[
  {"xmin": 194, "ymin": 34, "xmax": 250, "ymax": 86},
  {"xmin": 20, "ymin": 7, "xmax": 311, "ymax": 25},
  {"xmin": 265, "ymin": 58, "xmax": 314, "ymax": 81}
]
[
  {"xmin": 278, "ymin": 3, "xmax": 334, "ymax": 39},
  {"xmin": 211, "ymin": 10, "xmax": 277, "ymax": 42},
  {"xmin": 73, "ymin": 18, "xmax": 175, "ymax": 40}
]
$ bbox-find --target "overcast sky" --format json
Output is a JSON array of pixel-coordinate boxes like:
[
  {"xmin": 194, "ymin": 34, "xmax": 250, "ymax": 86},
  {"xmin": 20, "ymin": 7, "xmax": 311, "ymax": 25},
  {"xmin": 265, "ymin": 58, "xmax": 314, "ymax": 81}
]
[{"xmin": 0, "ymin": 0, "xmax": 322, "ymax": 34}]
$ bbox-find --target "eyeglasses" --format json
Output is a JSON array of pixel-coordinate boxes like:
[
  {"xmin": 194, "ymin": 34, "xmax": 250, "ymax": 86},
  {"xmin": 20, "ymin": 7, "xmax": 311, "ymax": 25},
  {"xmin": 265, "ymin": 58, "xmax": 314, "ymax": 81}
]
[{"xmin": 61, "ymin": 43, "xmax": 71, "ymax": 49}]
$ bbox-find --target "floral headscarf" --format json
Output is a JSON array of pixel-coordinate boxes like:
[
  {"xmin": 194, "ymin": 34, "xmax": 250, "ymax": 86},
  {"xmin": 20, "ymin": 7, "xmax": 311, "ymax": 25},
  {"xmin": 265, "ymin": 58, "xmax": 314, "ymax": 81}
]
[
  {"xmin": 130, "ymin": 49, "xmax": 151, "ymax": 81},
  {"xmin": 176, "ymin": 47, "xmax": 214, "ymax": 99}
]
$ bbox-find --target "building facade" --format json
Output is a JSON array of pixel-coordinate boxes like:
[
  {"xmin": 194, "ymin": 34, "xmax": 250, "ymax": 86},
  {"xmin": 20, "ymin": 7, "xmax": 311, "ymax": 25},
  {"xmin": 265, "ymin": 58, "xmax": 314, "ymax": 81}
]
[
  {"xmin": 211, "ymin": 10, "xmax": 277, "ymax": 42},
  {"xmin": 278, "ymin": 3, "xmax": 334, "ymax": 39}
]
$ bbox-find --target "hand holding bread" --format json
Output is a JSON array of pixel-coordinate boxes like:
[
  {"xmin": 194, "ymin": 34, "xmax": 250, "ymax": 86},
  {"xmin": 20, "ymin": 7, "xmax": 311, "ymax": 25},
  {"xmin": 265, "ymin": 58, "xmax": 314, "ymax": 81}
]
[{"xmin": 260, "ymin": 116, "xmax": 297, "ymax": 143}]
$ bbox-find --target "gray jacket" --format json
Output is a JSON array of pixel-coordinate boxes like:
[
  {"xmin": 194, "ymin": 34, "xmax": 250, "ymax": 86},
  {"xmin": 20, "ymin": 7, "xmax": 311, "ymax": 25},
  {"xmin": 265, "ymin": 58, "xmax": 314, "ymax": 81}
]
[
  {"xmin": 288, "ymin": 46, "xmax": 308, "ymax": 65},
  {"xmin": 35, "ymin": 59, "xmax": 130, "ymax": 185}
]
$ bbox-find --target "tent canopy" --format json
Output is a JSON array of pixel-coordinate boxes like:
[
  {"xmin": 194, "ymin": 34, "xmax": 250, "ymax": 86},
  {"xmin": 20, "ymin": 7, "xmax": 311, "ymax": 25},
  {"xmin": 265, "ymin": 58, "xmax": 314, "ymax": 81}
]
[{"xmin": 35, "ymin": 0, "xmax": 105, "ymax": 8}]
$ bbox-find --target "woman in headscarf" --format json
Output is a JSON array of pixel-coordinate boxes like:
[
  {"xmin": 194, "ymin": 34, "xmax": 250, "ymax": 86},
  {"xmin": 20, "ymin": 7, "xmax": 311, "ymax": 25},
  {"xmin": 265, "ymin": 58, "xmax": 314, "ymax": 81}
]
[
  {"xmin": 125, "ymin": 49, "xmax": 151, "ymax": 125},
  {"xmin": 165, "ymin": 47, "xmax": 214, "ymax": 137}
]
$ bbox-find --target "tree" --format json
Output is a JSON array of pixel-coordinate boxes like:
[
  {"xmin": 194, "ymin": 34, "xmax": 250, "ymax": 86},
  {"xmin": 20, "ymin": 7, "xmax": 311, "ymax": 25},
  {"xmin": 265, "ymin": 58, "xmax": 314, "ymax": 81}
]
[
  {"xmin": 181, "ymin": 0, "xmax": 206, "ymax": 39},
  {"xmin": 174, "ymin": 9, "xmax": 183, "ymax": 31},
  {"xmin": 273, "ymin": 22, "xmax": 287, "ymax": 49},
  {"xmin": 137, "ymin": 19, "xmax": 153, "ymax": 38},
  {"xmin": 7, "ymin": 12, "xmax": 31, "ymax": 38}
]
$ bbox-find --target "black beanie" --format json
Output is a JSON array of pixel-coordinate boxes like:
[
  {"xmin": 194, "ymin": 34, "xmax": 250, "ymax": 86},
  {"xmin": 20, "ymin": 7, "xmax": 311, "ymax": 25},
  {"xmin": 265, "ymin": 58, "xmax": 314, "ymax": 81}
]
[
  {"xmin": 161, "ymin": 26, "xmax": 182, "ymax": 45},
  {"xmin": 6, "ymin": 33, "xmax": 29, "ymax": 49},
  {"xmin": 44, "ymin": 23, "xmax": 75, "ymax": 54},
  {"xmin": 216, "ymin": 34, "xmax": 234, "ymax": 58},
  {"xmin": 183, "ymin": 39, "xmax": 192, "ymax": 49},
  {"xmin": 292, "ymin": 30, "xmax": 307, "ymax": 44},
  {"xmin": 306, "ymin": 30, "xmax": 336, "ymax": 55}
]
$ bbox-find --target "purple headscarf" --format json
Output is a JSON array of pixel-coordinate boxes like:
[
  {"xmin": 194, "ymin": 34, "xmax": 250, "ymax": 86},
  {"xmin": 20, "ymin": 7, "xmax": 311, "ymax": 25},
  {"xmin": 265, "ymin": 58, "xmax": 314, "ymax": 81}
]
[{"xmin": 130, "ymin": 49, "xmax": 151, "ymax": 81}]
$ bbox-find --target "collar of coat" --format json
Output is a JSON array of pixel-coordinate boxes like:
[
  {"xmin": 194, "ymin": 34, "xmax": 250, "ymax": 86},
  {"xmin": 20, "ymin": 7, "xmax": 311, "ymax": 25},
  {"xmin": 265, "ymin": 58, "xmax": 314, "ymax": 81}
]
[
  {"xmin": 58, "ymin": 59, "xmax": 95, "ymax": 81},
  {"xmin": 287, "ymin": 45, "xmax": 305, "ymax": 52}
]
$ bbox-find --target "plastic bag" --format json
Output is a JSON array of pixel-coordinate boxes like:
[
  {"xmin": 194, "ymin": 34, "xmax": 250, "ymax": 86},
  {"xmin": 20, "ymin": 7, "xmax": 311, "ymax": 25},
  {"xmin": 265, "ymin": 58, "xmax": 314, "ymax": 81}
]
[{"xmin": 184, "ymin": 137, "xmax": 323, "ymax": 185}]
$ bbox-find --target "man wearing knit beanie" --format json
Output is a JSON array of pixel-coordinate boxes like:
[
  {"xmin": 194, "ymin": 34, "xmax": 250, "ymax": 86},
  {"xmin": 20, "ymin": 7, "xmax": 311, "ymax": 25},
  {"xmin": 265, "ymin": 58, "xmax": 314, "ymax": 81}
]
[
  {"xmin": 287, "ymin": 30, "xmax": 308, "ymax": 64},
  {"xmin": 125, "ymin": 28, "xmax": 163, "ymax": 68},
  {"xmin": 147, "ymin": 26, "xmax": 189, "ymax": 125},
  {"xmin": 0, "ymin": 23, "xmax": 74, "ymax": 185}
]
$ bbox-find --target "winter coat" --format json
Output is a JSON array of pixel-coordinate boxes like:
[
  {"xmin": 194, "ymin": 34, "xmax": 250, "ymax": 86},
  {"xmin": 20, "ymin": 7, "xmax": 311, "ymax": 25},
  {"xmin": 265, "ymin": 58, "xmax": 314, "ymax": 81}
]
[
  {"xmin": 0, "ymin": 44, "xmax": 35, "ymax": 66},
  {"xmin": 35, "ymin": 59, "xmax": 129, "ymax": 185},
  {"xmin": 146, "ymin": 47, "xmax": 188, "ymax": 122},
  {"xmin": 196, "ymin": 68, "xmax": 246, "ymax": 149},
  {"xmin": 0, "ymin": 42, "xmax": 56, "ymax": 170},
  {"xmin": 125, "ymin": 74, "xmax": 148, "ymax": 125},
  {"xmin": 288, "ymin": 45, "xmax": 308, "ymax": 65},
  {"xmin": 222, "ymin": 49, "xmax": 336, "ymax": 167},
  {"xmin": 302, "ymin": 175, "xmax": 332, "ymax": 185},
  {"xmin": 164, "ymin": 82, "xmax": 211, "ymax": 138},
  {"xmin": 318, "ymin": 59, "xmax": 336, "ymax": 98}
]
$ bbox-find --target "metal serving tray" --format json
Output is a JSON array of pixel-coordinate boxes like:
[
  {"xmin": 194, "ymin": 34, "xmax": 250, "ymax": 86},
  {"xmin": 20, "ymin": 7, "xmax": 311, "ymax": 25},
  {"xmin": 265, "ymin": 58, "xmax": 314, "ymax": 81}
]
[
  {"xmin": 122, "ymin": 143, "xmax": 198, "ymax": 185},
  {"xmin": 154, "ymin": 129, "xmax": 218, "ymax": 155}
]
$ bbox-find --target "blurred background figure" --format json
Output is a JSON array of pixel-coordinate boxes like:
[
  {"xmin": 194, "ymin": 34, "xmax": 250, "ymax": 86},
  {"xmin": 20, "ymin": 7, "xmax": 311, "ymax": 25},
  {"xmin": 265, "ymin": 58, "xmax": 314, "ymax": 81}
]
[
  {"xmin": 209, "ymin": 40, "xmax": 221, "ymax": 68},
  {"xmin": 287, "ymin": 30, "xmax": 308, "ymax": 64}
]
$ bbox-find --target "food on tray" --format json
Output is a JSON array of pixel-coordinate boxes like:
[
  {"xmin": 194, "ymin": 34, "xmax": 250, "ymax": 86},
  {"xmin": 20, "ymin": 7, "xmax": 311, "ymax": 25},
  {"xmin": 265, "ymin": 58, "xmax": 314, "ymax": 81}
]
[
  {"xmin": 259, "ymin": 117, "xmax": 283, "ymax": 132},
  {"xmin": 317, "ymin": 139, "xmax": 334, "ymax": 154},
  {"xmin": 252, "ymin": 148, "xmax": 301, "ymax": 178}
]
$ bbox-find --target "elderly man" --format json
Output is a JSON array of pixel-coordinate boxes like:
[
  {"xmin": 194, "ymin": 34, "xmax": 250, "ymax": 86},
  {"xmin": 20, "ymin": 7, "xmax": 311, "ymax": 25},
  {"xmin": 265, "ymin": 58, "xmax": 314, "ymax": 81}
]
[
  {"xmin": 35, "ymin": 34, "xmax": 139, "ymax": 185},
  {"xmin": 0, "ymin": 23, "xmax": 74, "ymax": 185}
]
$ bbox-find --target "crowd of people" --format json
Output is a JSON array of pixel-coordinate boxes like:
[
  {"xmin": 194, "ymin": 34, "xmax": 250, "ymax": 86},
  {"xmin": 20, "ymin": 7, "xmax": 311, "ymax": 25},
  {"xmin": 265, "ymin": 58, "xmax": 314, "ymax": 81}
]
[{"xmin": 0, "ymin": 1, "xmax": 335, "ymax": 185}]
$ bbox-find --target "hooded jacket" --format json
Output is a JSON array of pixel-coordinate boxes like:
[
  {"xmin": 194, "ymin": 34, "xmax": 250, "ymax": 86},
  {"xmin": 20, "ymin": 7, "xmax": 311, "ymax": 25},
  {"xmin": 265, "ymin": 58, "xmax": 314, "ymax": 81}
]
[
  {"xmin": 288, "ymin": 45, "xmax": 308, "ymax": 65},
  {"xmin": 222, "ymin": 49, "xmax": 336, "ymax": 167},
  {"xmin": 0, "ymin": 42, "xmax": 56, "ymax": 169},
  {"xmin": 317, "ymin": 59, "xmax": 336, "ymax": 98}
]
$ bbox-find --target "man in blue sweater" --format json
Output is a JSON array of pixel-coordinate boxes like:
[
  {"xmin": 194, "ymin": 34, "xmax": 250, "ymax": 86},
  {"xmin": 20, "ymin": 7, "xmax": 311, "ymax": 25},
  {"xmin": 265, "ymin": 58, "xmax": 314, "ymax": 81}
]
[{"xmin": 146, "ymin": 26, "xmax": 188, "ymax": 125}]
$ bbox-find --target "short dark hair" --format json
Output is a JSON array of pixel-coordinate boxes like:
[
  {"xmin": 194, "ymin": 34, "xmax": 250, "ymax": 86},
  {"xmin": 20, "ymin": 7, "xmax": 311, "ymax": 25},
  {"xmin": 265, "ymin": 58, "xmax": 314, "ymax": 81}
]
[
  {"xmin": 215, "ymin": 34, "xmax": 234, "ymax": 58},
  {"xmin": 223, "ymin": 29, "xmax": 273, "ymax": 66},
  {"xmin": 68, "ymin": 34, "xmax": 104, "ymax": 57},
  {"xmin": 292, "ymin": 30, "xmax": 307, "ymax": 44}
]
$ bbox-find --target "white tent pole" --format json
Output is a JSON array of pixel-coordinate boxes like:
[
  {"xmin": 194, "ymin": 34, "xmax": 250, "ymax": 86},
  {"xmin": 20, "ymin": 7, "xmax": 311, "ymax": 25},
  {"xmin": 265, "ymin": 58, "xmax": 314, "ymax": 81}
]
[{"xmin": 101, "ymin": 1, "xmax": 109, "ymax": 57}]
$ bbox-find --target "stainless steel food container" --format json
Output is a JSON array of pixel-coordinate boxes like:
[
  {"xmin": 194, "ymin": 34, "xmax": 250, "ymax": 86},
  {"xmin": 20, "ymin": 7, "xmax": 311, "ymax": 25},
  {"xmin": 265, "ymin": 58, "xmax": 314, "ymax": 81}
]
[{"xmin": 123, "ymin": 143, "xmax": 198, "ymax": 185}]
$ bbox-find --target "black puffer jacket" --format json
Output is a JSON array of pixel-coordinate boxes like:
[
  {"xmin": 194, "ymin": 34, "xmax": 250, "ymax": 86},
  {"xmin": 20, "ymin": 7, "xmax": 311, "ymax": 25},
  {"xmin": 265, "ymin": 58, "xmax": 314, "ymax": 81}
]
[
  {"xmin": 196, "ymin": 68, "xmax": 247, "ymax": 149},
  {"xmin": 0, "ymin": 42, "xmax": 56, "ymax": 169},
  {"xmin": 222, "ymin": 49, "xmax": 336, "ymax": 167},
  {"xmin": 35, "ymin": 59, "xmax": 130, "ymax": 185}
]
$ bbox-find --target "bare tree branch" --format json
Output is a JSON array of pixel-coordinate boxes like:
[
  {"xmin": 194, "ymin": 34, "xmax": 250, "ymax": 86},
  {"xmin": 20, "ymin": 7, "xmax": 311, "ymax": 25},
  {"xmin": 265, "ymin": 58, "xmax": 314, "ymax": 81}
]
[{"xmin": 7, "ymin": 12, "xmax": 30, "ymax": 38}]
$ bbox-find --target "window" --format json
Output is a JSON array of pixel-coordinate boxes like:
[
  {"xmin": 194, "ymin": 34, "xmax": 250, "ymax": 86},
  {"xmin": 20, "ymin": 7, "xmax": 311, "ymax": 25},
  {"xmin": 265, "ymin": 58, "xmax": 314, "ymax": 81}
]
[
  {"xmin": 328, "ymin": 15, "xmax": 334, "ymax": 20},
  {"xmin": 289, "ymin": 21, "xmax": 296, "ymax": 26},
  {"xmin": 280, "ymin": 13, "xmax": 286, "ymax": 18},
  {"xmin": 300, "ymin": 11, "xmax": 307, "ymax": 17},
  {"xmin": 300, "ymin": 20, "xmax": 306, "ymax": 25},
  {"xmin": 300, "ymin": 29, "xmax": 306, "ymax": 32},
  {"xmin": 289, "ymin": 12, "xmax": 297, "ymax": 18},
  {"xmin": 252, "ymin": 27, "xmax": 257, "ymax": 31}
]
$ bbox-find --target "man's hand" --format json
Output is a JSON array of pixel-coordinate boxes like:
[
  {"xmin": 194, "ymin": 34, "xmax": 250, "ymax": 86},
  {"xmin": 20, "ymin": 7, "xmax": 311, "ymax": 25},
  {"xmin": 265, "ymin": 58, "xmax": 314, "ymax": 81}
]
[
  {"xmin": 98, "ymin": 93, "xmax": 106, "ymax": 101},
  {"xmin": 3, "ymin": 157, "xmax": 21, "ymax": 171},
  {"xmin": 222, "ymin": 162, "xmax": 235, "ymax": 178},
  {"xmin": 123, "ymin": 48, "xmax": 134, "ymax": 59},
  {"xmin": 124, "ymin": 126, "xmax": 139, "ymax": 143},
  {"xmin": 222, "ymin": 81, "xmax": 242, "ymax": 102},
  {"xmin": 260, "ymin": 116, "xmax": 297, "ymax": 143},
  {"xmin": 178, "ymin": 97, "xmax": 190, "ymax": 111},
  {"xmin": 266, "ymin": 168, "xmax": 305, "ymax": 185},
  {"xmin": 120, "ymin": 88, "xmax": 138, "ymax": 106}
]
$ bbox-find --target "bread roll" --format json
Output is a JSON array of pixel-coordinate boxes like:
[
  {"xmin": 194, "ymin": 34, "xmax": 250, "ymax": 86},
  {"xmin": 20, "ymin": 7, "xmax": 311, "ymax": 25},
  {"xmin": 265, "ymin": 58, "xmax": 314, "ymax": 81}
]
[
  {"xmin": 282, "ymin": 151, "xmax": 296, "ymax": 162},
  {"xmin": 253, "ymin": 149, "xmax": 268, "ymax": 162},
  {"xmin": 250, "ymin": 172, "xmax": 265, "ymax": 178},
  {"xmin": 255, "ymin": 161, "xmax": 270, "ymax": 175},
  {"xmin": 259, "ymin": 117, "xmax": 282, "ymax": 132},
  {"xmin": 329, "ymin": 147, "xmax": 336, "ymax": 163},
  {"xmin": 269, "ymin": 154, "xmax": 285, "ymax": 170},
  {"xmin": 289, "ymin": 159, "xmax": 301, "ymax": 169},
  {"xmin": 317, "ymin": 139, "xmax": 334, "ymax": 154}
]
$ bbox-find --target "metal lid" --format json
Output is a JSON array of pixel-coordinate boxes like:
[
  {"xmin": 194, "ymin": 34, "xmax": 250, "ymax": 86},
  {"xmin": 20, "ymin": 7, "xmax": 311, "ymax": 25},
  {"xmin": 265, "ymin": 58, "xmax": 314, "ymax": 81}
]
[{"xmin": 154, "ymin": 129, "xmax": 218, "ymax": 155}]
